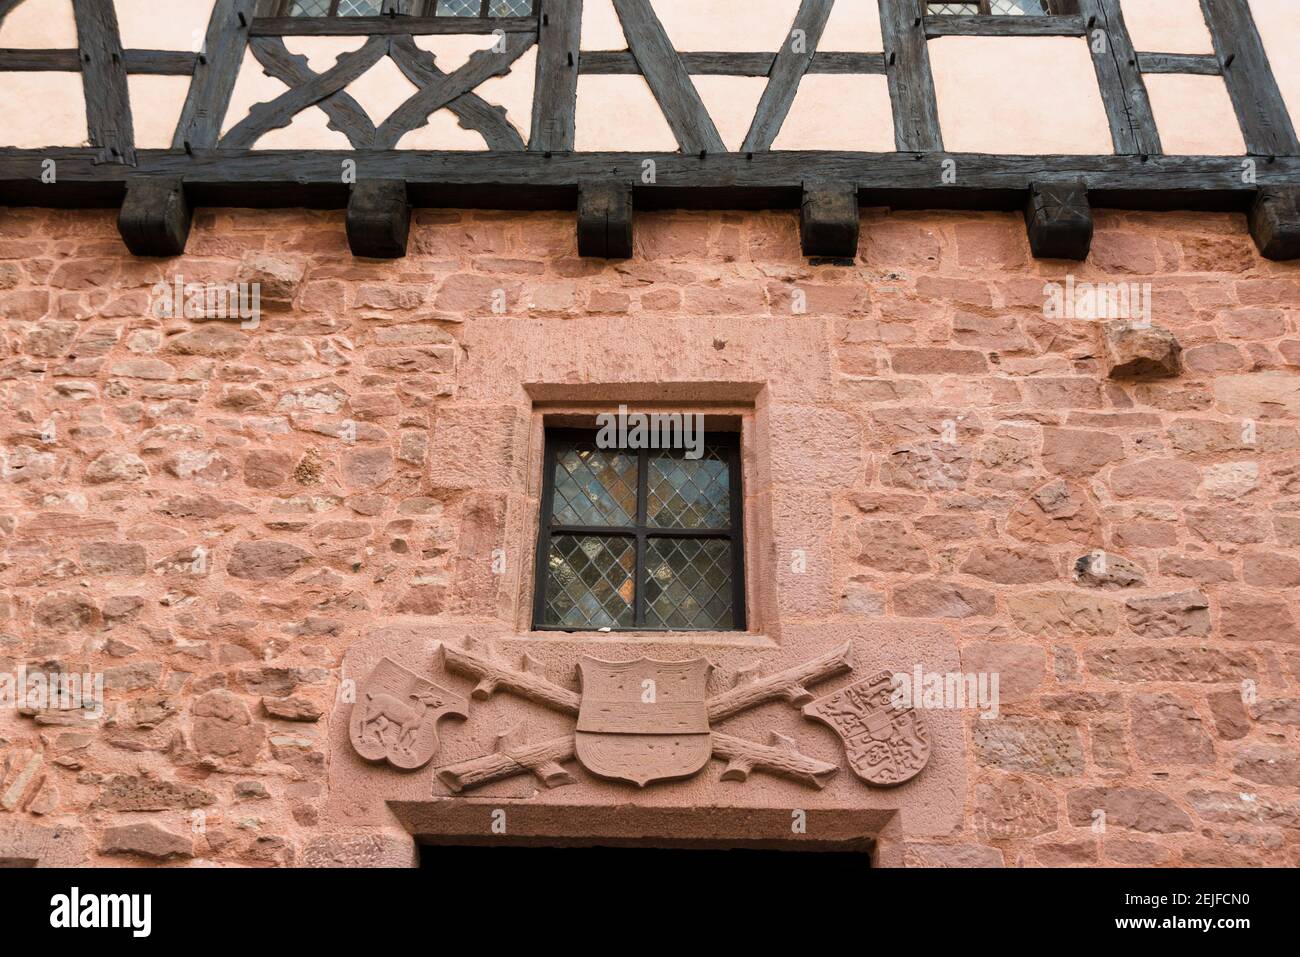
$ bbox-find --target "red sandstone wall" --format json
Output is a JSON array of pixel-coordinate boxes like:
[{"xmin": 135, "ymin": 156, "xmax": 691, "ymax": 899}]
[{"xmin": 1, "ymin": 205, "xmax": 1298, "ymax": 867}]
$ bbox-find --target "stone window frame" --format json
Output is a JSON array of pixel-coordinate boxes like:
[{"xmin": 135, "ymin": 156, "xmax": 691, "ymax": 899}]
[
  {"xmin": 515, "ymin": 394, "xmax": 775, "ymax": 644},
  {"xmin": 532, "ymin": 426, "xmax": 747, "ymax": 634}
]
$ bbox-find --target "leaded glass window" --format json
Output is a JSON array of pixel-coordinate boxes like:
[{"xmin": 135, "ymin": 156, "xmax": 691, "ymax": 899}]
[
  {"xmin": 275, "ymin": 0, "xmax": 536, "ymax": 15},
  {"xmin": 927, "ymin": 1, "xmax": 1076, "ymax": 14},
  {"xmin": 534, "ymin": 429, "xmax": 745, "ymax": 632}
]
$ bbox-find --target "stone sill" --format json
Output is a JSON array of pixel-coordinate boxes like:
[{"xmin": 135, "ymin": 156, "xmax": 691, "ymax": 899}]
[{"xmin": 515, "ymin": 631, "xmax": 777, "ymax": 650}]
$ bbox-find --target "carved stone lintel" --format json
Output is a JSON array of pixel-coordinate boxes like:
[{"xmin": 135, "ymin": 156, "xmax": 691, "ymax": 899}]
[
  {"xmin": 118, "ymin": 176, "xmax": 192, "ymax": 257},
  {"xmin": 1025, "ymin": 180, "xmax": 1093, "ymax": 260},
  {"xmin": 346, "ymin": 179, "xmax": 411, "ymax": 259},
  {"xmin": 577, "ymin": 181, "xmax": 634, "ymax": 259},
  {"xmin": 433, "ymin": 639, "xmax": 864, "ymax": 793},
  {"xmin": 1248, "ymin": 186, "xmax": 1300, "ymax": 261},
  {"xmin": 800, "ymin": 182, "xmax": 859, "ymax": 260}
]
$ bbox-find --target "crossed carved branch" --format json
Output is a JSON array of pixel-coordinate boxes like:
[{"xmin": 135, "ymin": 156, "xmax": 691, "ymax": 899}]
[{"xmin": 434, "ymin": 639, "xmax": 855, "ymax": 793}]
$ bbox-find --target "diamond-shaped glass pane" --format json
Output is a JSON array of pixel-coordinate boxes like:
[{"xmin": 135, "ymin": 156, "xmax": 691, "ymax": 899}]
[
  {"xmin": 550, "ymin": 442, "xmax": 638, "ymax": 527},
  {"xmin": 544, "ymin": 535, "xmax": 636, "ymax": 629},
  {"xmin": 338, "ymin": 0, "xmax": 383, "ymax": 14},
  {"xmin": 644, "ymin": 538, "xmax": 734, "ymax": 630},
  {"xmin": 647, "ymin": 446, "xmax": 731, "ymax": 530},
  {"xmin": 489, "ymin": 0, "xmax": 532, "ymax": 14},
  {"xmin": 926, "ymin": 3, "xmax": 980, "ymax": 13},
  {"xmin": 288, "ymin": 0, "xmax": 332, "ymax": 15},
  {"xmin": 437, "ymin": 0, "xmax": 482, "ymax": 15},
  {"xmin": 990, "ymin": 0, "xmax": 1047, "ymax": 13}
]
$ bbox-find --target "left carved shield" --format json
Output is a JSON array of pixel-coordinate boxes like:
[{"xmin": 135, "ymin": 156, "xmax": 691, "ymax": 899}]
[
  {"xmin": 349, "ymin": 657, "xmax": 469, "ymax": 771},
  {"xmin": 574, "ymin": 657, "xmax": 712, "ymax": 787}
]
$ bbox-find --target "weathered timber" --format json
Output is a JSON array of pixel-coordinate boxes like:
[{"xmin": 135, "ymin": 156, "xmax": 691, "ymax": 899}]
[
  {"xmin": 72, "ymin": 0, "xmax": 135, "ymax": 164},
  {"xmin": 1248, "ymin": 186, "xmax": 1300, "ymax": 260},
  {"xmin": 612, "ymin": 0, "xmax": 725, "ymax": 154},
  {"xmin": 878, "ymin": 0, "xmax": 942, "ymax": 151},
  {"xmin": 2, "ymin": 150, "xmax": 1298, "ymax": 214},
  {"xmin": 1135, "ymin": 52, "xmax": 1220, "ymax": 75},
  {"xmin": 741, "ymin": 0, "xmax": 833, "ymax": 153},
  {"xmin": 530, "ymin": 0, "xmax": 582, "ymax": 152},
  {"xmin": 1077, "ymin": 0, "xmax": 1161, "ymax": 155},
  {"xmin": 346, "ymin": 179, "xmax": 411, "ymax": 258},
  {"xmin": 577, "ymin": 181, "xmax": 634, "ymax": 259},
  {"xmin": 1025, "ymin": 180, "xmax": 1094, "ymax": 260},
  {"xmin": 174, "ymin": 0, "xmax": 258, "ymax": 150},
  {"xmin": 117, "ymin": 176, "xmax": 192, "ymax": 256},
  {"xmin": 1199, "ymin": 0, "xmax": 1299, "ymax": 156},
  {"xmin": 800, "ymin": 182, "xmax": 860, "ymax": 259}
]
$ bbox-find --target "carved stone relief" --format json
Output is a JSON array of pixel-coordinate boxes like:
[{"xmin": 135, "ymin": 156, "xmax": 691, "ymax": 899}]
[
  {"xmin": 348, "ymin": 657, "xmax": 469, "ymax": 771},
  {"xmin": 347, "ymin": 639, "xmax": 933, "ymax": 790}
]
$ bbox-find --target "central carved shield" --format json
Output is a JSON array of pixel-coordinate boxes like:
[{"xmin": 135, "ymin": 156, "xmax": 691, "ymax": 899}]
[{"xmin": 574, "ymin": 657, "xmax": 712, "ymax": 787}]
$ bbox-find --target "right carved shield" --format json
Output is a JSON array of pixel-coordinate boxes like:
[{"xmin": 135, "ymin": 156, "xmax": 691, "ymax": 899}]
[{"xmin": 802, "ymin": 671, "xmax": 929, "ymax": 787}]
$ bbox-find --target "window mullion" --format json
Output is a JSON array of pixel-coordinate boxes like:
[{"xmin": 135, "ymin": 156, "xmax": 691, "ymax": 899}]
[
  {"xmin": 634, "ymin": 446, "xmax": 649, "ymax": 628},
  {"xmin": 728, "ymin": 439, "xmax": 746, "ymax": 631}
]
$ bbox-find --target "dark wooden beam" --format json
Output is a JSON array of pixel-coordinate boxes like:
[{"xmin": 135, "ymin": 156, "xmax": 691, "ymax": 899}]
[
  {"xmin": 612, "ymin": 0, "xmax": 725, "ymax": 154},
  {"xmin": 878, "ymin": 0, "xmax": 943, "ymax": 152},
  {"xmin": 1135, "ymin": 52, "xmax": 1220, "ymax": 75},
  {"xmin": 0, "ymin": 48, "xmax": 195, "ymax": 72},
  {"xmin": 4, "ymin": 149, "xmax": 1299, "ymax": 213},
  {"xmin": 577, "ymin": 181, "xmax": 634, "ymax": 259},
  {"xmin": 223, "ymin": 37, "xmax": 387, "ymax": 148},
  {"xmin": 347, "ymin": 179, "xmax": 411, "ymax": 259},
  {"xmin": 742, "ymin": 0, "xmax": 833, "ymax": 153},
  {"xmin": 117, "ymin": 176, "xmax": 192, "ymax": 256},
  {"xmin": 1077, "ymin": 0, "xmax": 1160, "ymax": 156},
  {"xmin": 924, "ymin": 15, "xmax": 1086, "ymax": 37},
  {"xmin": 376, "ymin": 34, "xmax": 534, "ymax": 149},
  {"xmin": 578, "ymin": 51, "xmax": 886, "ymax": 76},
  {"xmin": 249, "ymin": 37, "xmax": 377, "ymax": 148},
  {"xmin": 530, "ymin": 0, "xmax": 582, "ymax": 152},
  {"xmin": 800, "ymin": 182, "xmax": 859, "ymax": 260},
  {"xmin": 1248, "ymin": 187, "xmax": 1300, "ymax": 260},
  {"xmin": 72, "ymin": 0, "xmax": 135, "ymax": 165},
  {"xmin": 1025, "ymin": 180, "xmax": 1093, "ymax": 260},
  {"xmin": 250, "ymin": 16, "xmax": 537, "ymax": 36},
  {"xmin": 1199, "ymin": 0, "xmax": 1298, "ymax": 156},
  {"xmin": 389, "ymin": 36, "xmax": 523, "ymax": 151},
  {"xmin": 174, "ymin": 0, "xmax": 258, "ymax": 151}
]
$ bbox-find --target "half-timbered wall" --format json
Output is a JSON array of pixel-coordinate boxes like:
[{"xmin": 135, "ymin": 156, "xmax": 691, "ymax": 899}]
[
  {"xmin": 1, "ymin": 1, "xmax": 1296, "ymax": 154},
  {"xmin": 0, "ymin": 0, "xmax": 1297, "ymax": 252}
]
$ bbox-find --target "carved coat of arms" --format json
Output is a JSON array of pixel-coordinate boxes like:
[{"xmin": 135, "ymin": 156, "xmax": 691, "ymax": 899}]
[
  {"xmin": 349, "ymin": 657, "xmax": 469, "ymax": 771},
  {"xmin": 574, "ymin": 657, "xmax": 712, "ymax": 787},
  {"xmin": 802, "ymin": 671, "xmax": 929, "ymax": 787}
]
